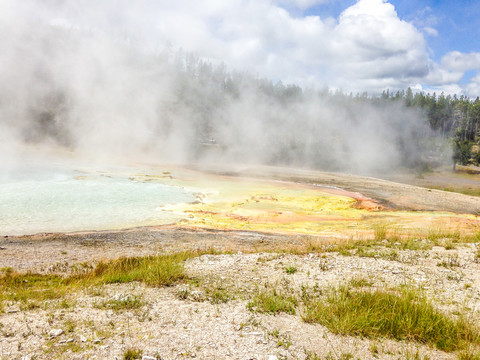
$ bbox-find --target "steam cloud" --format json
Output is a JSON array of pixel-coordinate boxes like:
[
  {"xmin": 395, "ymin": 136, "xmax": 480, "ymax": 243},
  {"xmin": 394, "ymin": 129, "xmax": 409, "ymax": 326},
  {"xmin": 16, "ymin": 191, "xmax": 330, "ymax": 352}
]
[{"xmin": 0, "ymin": 1, "xmax": 441, "ymax": 174}]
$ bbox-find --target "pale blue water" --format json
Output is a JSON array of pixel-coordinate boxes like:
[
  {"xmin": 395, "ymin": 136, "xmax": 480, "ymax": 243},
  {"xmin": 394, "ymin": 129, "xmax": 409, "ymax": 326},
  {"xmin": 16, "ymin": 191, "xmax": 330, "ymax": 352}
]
[{"xmin": 0, "ymin": 166, "xmax": 195, "ymax": 235}]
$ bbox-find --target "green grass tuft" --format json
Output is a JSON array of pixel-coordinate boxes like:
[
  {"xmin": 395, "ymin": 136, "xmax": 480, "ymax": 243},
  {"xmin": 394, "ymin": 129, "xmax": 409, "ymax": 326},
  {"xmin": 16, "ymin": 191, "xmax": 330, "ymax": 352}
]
[
  {"xmin": 285, "ymin": 266, "xmax": 297, "ymax": 274},
  {"xmin": 90, "ymin": 252, "xmax": 191, "ymax": 286},
  {"xmin": 474, "ymin": 249, "xmax": 480, "ymax": 264},
  {"xmin": 349, "ymin": 276, "xmax": 373, "ymax": 288},
  {"xmin": 247, "ymin": 289, "xmax": 297, "ymax": 315},
  {"xmin": 95, "ymin": 295, "xmax": 144, "ymax": 311},
  {"xmin": 437, "ymin": 255, "xmax": 461, "ymax": 268},
  {"xmin": 427, "ymin": 229, "xmax": 460, "ymax": 243},
  {"xmin": 0, "ymin": 272, "xmax": 68, "ymax": 305},
  {"xmin": 303, "ymin": 286, "xmax": 479, "ymax": 352},
  {"xmin": 374, "ymin": 224, "xmax": 388, "ymax": 241},
  {"xmin": 457, "ymin": 349, "xmax": 480, "ymax": 360},
  {"xmin": 123, "ymin": 348, "xmax": 143, "ymax": 360},
  {"xmin": 205, "ymin": 284, "xmax": 234, "ymax": 304}
]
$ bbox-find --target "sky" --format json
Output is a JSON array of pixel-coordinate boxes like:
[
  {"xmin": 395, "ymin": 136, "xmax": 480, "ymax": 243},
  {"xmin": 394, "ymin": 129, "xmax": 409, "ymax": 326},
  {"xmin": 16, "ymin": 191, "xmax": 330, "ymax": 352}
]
[{"xmin": 3, "ymin": 0, "xmax": 480, "ymax": 96}]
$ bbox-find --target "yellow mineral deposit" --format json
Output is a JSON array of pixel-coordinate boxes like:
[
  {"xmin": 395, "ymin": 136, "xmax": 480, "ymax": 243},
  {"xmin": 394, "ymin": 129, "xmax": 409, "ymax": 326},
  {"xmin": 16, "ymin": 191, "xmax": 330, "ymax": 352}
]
[{"xmin": 158, "ymin": 168, "xmax": 479, "ymax": 238}]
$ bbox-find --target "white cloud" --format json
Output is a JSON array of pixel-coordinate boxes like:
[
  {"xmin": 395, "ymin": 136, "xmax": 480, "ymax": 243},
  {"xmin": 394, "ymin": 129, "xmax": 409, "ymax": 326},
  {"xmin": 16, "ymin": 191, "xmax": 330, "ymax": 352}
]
[
  {"xmin": 424, "ymin": 84, "xmax": 464, "ymax": 97},
  {"xmin": 441, "ymin": 51, "xmax": 480, "ymax": 72},
  {"xmin": 465, "ymin": 73, "xmax": 480, "ymax": 98},
  {"xmin": 422, "ymin": 27, "xmax": 438, "ymax": 37},
  {"xmin": 329, "ymin": 0, "xmax": 430, "ymax": 88},
  {"xmin": 11, "ymin": 0, "xmax": 477, "ymax": 94},
  {"xmin": 423, "ymin": 61, "xmax": 463, "ymax": 85},
  {"xmin": 275, "ymin": 0, "xmax": 330, "ymax": 10}
]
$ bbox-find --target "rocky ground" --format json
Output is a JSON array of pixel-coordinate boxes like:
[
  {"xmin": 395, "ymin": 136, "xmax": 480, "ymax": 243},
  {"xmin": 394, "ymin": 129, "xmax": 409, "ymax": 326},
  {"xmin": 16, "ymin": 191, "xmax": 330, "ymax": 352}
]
[{"xmin": 1, "ymin": 228, "xmax": 480, "ymax": 360}]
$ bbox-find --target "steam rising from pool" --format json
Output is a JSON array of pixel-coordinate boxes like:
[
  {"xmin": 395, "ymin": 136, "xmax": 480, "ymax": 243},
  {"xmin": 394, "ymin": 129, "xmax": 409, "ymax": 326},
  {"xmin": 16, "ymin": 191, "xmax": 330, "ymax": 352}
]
[{"xmin": 0, "ymin": 166, "xmax": 195, "ymax": 235}]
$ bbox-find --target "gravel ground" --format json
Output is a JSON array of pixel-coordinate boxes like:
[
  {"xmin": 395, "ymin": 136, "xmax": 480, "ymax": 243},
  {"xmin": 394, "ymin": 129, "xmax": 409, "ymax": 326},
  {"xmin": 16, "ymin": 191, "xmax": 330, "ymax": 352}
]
[{"xmin": 1, "ymin": 233, "xmax": 480, "ymax": 359}]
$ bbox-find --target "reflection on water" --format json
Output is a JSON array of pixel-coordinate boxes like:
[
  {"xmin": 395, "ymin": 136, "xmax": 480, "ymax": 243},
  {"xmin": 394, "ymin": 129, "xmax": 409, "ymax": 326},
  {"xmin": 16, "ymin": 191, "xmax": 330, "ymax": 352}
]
[{"xmin": 0, "ymin": 166, "xmax": 195, "ymax": 235}]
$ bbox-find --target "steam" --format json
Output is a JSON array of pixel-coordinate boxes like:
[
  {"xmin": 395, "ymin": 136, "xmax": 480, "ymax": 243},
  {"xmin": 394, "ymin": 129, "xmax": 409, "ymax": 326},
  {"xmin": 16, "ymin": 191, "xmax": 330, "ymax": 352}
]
[{"xmin": 0, "ymin": 1, "xmax": 440, "ymax": 174}]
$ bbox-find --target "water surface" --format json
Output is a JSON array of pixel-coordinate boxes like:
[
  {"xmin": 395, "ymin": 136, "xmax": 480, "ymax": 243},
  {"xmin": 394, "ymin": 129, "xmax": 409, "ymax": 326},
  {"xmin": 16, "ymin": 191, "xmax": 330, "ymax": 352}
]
[{"xmin": 0, "ymin": 165, "xmax": 195, "ymax": 235}]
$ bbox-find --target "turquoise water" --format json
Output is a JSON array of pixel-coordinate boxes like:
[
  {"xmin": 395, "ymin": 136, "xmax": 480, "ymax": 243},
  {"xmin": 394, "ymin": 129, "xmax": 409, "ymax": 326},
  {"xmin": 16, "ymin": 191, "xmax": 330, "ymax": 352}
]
[{"xmin": 0, "ymin": 167, "xmax": 195, "ymax": 235}]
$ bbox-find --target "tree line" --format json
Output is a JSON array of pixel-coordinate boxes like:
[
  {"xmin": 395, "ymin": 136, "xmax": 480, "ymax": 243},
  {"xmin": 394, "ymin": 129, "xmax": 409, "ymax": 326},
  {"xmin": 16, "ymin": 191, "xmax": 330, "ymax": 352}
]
[{"xmin": 372, "ymin": 88, "xmax": 480, "ymax": 168}]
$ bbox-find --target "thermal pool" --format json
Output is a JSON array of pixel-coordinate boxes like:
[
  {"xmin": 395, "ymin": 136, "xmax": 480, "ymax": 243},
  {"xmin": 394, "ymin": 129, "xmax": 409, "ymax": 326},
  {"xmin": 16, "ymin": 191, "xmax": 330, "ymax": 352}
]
[{"xmin": 1, "ymin": 163, "xmax": 478, "ymax": 237}]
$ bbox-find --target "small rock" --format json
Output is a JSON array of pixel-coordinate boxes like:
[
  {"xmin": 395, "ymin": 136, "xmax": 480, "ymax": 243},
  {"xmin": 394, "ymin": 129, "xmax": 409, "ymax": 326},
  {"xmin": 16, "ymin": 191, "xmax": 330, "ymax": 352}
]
[
  {"xmin": 66, "ymin": 338, "xmax": 74, "ymax": 343},
  {"xmin": 100, "ymin": 345, "xmax": 110, "ymax": 350},
  {"xmin": 79, "ymin": 335, "xmax": 87, "ymax": 342},
  {"xmin": 93, "ymin": 338, "xmax": 103, "ymax": 344},
  {"xmin": 190, "ymin": 290, "xmax": 204, "ymax": 301},
  {"xmin": 142, "ymin": 356, "xmax": 157, "ymax": 360},
  {"xmin": 48, "ymin": 329, "xmax": 64, "ymax": 337},
  {"xmin": 112, "ymin": 293, "xmax": 131, "ymax": 301}
]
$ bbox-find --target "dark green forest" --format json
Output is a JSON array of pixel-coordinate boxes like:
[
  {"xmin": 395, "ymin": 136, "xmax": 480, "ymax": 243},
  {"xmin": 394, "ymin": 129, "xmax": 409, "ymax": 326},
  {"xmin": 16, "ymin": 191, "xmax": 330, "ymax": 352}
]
[{"xmin": 374, "ymin": 88, "xmax": 480, "ymax": 168}]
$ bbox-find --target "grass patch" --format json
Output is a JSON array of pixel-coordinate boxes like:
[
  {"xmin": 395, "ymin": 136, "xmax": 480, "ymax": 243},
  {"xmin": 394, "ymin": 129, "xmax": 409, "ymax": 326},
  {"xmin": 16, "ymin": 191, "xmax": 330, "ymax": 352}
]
[
  {"xmin": 95, "ymin": 295, "xmax": 144, "ymax": 311},
  {"xmin": 474, "ymin": 249, "xmax": 480, "ymax": 264},
  {"xmin": 285, "ymin": 266, "xmax": 297, "ymax": 274},
  {"xmin": 0, "ymin": 272, "xmax": 69, "ymax": 306},
  {"xmin": 349, "ymin": 276, "xmax": 373, "ymax": 288},
  {"xmin": 123, "ymin": 348, "xmax": 143, "ymax": 360},
  {"xmin": 318, "ymin": 228, "xmax": 475, "ymax": 257},
  {"xmin": 466, "ymin": 232, "xmax": 480, "ymax": 243},
  {"xmin": 403, "ymin": 350, "xmax": 430, "ymax": 360},
  {"xmin": 268, "ymin": 328, "xmax": 293, "ymax": 349},
  {"xmin": 88, "ymin": 252, "xmax": 192, "ymax": 286},
  {"xmin": 427, "ymin": 229, "xmax": 460, "ymax": 243},
  {"xmin": 225, "ymin": 228, "xmax": 477, "ymax": 258},
  {"xmin": 247, "ymin": 289, "xmax": 297, "ymax": 315},
  {"xmin": 444, "ymin": 240, "xmax": 457, "ymax": 250},
  {"xmin": 374, "ymin": 224, "xmax": 388, "ymax": 241},
  {"xmin": 427, "ymin": 186, "xmax": 480, "ymax": 197},
  {"xmin": 303, "ymin": 286, "xmax": 479, "ymax": 352},
  {"xmin": 205, "ymin": 284, "xmax": 234, "ymax": 304},
  {"xmin": 457, "ymin": 349, "xmax": 480, "ymax": 360},
  {"xmin": 0, "ymin": 251, "xmax": 211, "ymax": 309},
  {"xmin": 61, "ymin": 318, "xmax": 77, "ymax": 334},
  {"xmin": 396, "ymin": 238, "xmax": 433, "ymax": 251},
  {"xmin": 355, "ymin": 247, "xmax": 379, "ymax": 258},
  {"xmin": 437, "ymin": 255, "xmax": 461, "ymax": 268},
  {"xmin": 43, "ymin": 340, "xmax": 85, "ymax": 357}
]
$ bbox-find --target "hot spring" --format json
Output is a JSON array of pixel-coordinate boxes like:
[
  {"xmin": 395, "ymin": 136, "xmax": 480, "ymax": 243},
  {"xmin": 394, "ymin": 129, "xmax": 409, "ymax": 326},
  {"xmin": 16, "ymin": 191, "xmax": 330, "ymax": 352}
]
[
  {"xmin": 0, "ymin": 163, "xmax": 196, "ymax": 235},
  {"xmin": 2, "ymin": 158, "xmax": 478, "ymax": 238}
]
